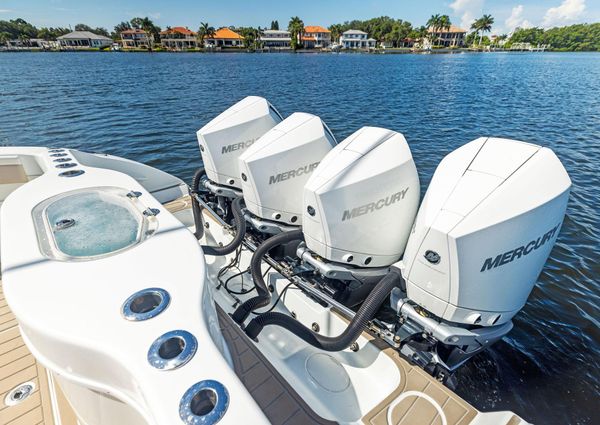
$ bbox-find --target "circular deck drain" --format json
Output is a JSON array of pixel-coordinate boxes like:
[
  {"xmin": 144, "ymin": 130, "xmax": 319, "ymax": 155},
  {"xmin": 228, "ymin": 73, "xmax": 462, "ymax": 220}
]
[
  {"xmin": 122, "ymin": 288, "xmax": 170, "ymax": 321},
  {"xmin": 55, "ymin": 163, "xmax": 77, "ymax": 169},
  {"xmin": 305, "ymin": 353, "xmax": 350, "ymax": 393},
  {"xmin": 58, "ymin": 169, "xmax": 85, "ymax": 177},
  {"xmin": 179, "ymin": 380, "xmax": 229, "ymax": 425},
  {"xmin": 148, "ymin": 330, "xmax": 197, "ymax": 370},
  {"xmin": 4, "ymin": 381, "xmax": 36, "ymax": 407}
]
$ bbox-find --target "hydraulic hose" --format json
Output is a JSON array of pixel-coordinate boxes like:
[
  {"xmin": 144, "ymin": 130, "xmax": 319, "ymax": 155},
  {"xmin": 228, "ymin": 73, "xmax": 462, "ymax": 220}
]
[
  {"xmin": 190, "ymin": 167, "xmax": 206, "ymax": 240},
  {"xmin": 244, "ymin": 267, "xmax": 403, "ymax": 352},
  {"xmin": 231, "ymin": 229, "xmax": 304, "ymax": 324},
  {"xmin": 201, "ymin": 197, "xmax": 246, "ymax": 256}
]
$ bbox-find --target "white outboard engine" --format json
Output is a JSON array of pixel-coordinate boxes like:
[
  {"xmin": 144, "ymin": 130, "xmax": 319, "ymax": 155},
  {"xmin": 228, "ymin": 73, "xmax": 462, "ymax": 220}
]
[
  {"xmin": 238, "ymin": 112, "xmax": 336, "ymax": 231},
  {"xmin": 302, "ymin": 127, "xmax": 420, "ymax": 268},
  {"xmin": 196, "ymin": 96, "xmax": 282, "ymax": 191},
  {"xmin": 402, "ymin": 137, "xmax": 571, "ymax": 325},
  {"xmin": 393, "ymin": 137, "xmax": 571, "ymax": 376}
]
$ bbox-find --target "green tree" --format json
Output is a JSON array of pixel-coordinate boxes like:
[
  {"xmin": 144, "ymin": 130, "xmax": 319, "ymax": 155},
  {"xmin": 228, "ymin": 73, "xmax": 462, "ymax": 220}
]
[
  {"xmin": 329, "ymin": 24, "xmax": 343, "ymax": 43},
  {"xmin": 197, "ymin": 22, "xmax": 216, "ymax": 47},
  {"xmin": 288, "ymin": 16, "xmax": 304, "ymax": 50},
  {"xmin": 270, "ymin": 20, "xmax": 279, "ymax": 30},
  {"xmin": 477, "ymin": 14, "xmax": 494, "ymax": 45}
]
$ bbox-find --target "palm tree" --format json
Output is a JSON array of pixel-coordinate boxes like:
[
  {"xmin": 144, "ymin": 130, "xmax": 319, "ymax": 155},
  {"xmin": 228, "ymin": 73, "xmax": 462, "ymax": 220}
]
[
  {"xmin": 470, "ymin": 19, "xmax": 482, "ymax": 46},
  {"xmin": 478, "ymin": 14, "xmax": 494, "ymax": 46},
  {"xmin": 329, "ymin": 24, "xmax": 342, "ymax": 44},
  {"xmin": 438, "ymin": 15, "xmax": 452, "ymax": 46},
  {"xmin": 288, "ymin": 16, "xmax": 304, "ymax": 50},
  {"xmin": 197, "ymin": 22, "xmax": 216, "ymax": 48},
  {"xmin": 0, "ymin": 32, "xmax": 10, "ymax": 47},
  {"xmin": 426, "ymin": 14, "xmax": 441, "ymax": 46}
]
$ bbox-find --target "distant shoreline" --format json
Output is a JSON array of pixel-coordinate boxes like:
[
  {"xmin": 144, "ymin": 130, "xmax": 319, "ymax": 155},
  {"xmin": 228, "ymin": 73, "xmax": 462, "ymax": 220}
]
[{"xmin": 0, "ymin": 47, "xmax": 576, "ymax": 54}]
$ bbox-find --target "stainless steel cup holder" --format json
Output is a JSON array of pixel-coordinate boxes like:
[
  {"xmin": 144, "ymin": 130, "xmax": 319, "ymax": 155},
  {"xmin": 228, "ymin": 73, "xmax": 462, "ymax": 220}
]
[
  {"xmin": 179, "ymin": 380, "xmax": 229, "ymax": 425},
  {"xmin": 122, "ymin": 288, "xmax": 170, "ymax": 321},
  {"xmin": 148, "ymin": 330, "xmax": 197, "ymax": 370},
  {"xmin": 50, "ymin": 153, "xmax": 68, "ymax": 157},
  {"xmin": 58, "ymin": 169, "xmax": 85, "ymax": 177},
  {"xmin": 53, "ymin": 157, "xmax": 73, "ymax": 163},
  {"xmin": 48, "ymin": 148, "xmax": 65, "ymax": 153}
]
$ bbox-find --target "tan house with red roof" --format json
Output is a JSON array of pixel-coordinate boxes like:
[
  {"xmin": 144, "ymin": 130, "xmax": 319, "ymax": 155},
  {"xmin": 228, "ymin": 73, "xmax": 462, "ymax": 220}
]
[
  {"xmin": 205, "ymin": 28, "xmax": 244, "ymax": 48},
  {"xmin": 121, "ymin": 29, "xmax": 152, "ymax": 49},
  {"xmin": 160, "ymin": 27, "xmax": 197, "ymax": 50},
  {"xmin": 303, "ymin": 26, "xmax": 331, "ymax": 48},
  {"xmin": 427, "ymin": 25, "xmax": 467, "ymax": 47}
]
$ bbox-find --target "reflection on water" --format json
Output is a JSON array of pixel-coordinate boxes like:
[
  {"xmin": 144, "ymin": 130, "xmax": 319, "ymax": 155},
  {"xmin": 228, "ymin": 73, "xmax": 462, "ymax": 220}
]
[{"xmin": 0, "ymin": 51, "xmax": 598, "ymax": 424}]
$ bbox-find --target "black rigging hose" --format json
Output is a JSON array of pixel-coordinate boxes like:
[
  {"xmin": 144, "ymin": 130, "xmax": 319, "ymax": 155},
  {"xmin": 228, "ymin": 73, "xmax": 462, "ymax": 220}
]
[
  {"xmin": 201, "ymin": 197, "xmax": 246, "ymax": 256},
  {"xmin": 244, "ymin": 267, "xmax": 403, "ymax": 352},
  {"xmin": 231, "ymin": 229, "xmax": 304, "ymax": 324},
  {"xmin": 190, "ymin": 167, "xmax": 206, "ymax": 240}
]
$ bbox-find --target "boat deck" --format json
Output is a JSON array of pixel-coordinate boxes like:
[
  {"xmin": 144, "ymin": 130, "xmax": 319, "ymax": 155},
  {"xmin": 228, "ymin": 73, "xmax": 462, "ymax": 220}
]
[{"xmin": 0, "ymin": 283, "xmax": 76, "ymax": 425}]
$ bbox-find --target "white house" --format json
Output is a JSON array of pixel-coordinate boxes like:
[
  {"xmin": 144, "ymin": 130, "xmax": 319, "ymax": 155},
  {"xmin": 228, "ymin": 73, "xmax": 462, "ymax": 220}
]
[
  {"xmin": 260, "ymin": 30, "xmax": 291, "ymax": 48},
  {"xmin": 57, "ymin": 31, "xmax": 112, "ymax": 49},
  {"xmin": 339, "ymin": 30, "xmax": 376, "ymax": 49}
]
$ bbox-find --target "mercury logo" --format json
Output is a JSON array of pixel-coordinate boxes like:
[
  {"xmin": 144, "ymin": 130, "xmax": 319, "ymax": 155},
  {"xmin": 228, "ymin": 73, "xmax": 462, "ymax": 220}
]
[
  {"xmin": 269, "ymin": 162, "xmax": 320, "ymax": 185},
  {"xmin": 480, "ymin": 224, "xmax": 561, "ymax": 272},
  {"xmin": 342, "ymin": 188, "xmax": 409, "ymax": 221},
  {"xmin": 221, "ymin": 138, "xmax": 256, "ymax": 154}
]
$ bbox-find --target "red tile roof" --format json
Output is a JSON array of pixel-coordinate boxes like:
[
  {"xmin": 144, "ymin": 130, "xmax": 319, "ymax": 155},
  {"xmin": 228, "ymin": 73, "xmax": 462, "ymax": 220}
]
[
  {"xmin": 304, "ymin": 25, "xmax": 330, "ymax": 34},
  {"xmin": 160, "ymin": 26, "xmax": 196, "ymax": 36},
  {"xmin": 427, "ymin": 25, "xmax": 466, "ymax": 33},
  {"xmin": 121, "ymin": 29, "xmax": 148, "ymax": 34}
]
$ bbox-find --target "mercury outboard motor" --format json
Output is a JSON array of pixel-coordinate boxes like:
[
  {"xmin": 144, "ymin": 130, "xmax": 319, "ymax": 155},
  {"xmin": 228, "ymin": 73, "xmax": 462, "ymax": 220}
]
[
  {"xmin": 238, "ymin": 112, "xmax": 336, "ymax": 233},
  {"xmin": 393, "ymin": 137, "xmax": 571, "ymax": 376},
  {"xmin": 191, "ymin": 96, "xmax": 282, "ymax": 253},
  {"xmin": 239, "ymin": 127, "xmax": 421, "ymax": 350}
]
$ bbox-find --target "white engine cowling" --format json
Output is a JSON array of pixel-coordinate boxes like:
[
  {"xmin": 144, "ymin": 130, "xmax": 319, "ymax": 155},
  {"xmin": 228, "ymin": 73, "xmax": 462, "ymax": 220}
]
[
  {"xmin": 238, "ymin": 112, "xmax": 336, "ymax": 225},
  {"xmin": 303, "ymin": 127, "xmax": 420, "ymax": 268},
  {"xmin": 196, "ymin": 96, "xmax": 282, "ymax": 189},
  {"xmin": 402, "ymin": 137, "xmax": 571, "ymax": 326}
]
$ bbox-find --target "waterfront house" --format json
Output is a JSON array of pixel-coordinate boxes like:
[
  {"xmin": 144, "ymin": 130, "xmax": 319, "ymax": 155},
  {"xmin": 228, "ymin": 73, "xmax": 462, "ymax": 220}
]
[
  {"xmin": 205, "ymin": 28, "xmax": 244, "ymax": 47},
  {"xmin": 339, "ymin": 30, "xmax": 376, "ymax": 49},
  {"xmin": 160, "ymin": 27, "xmax": 197, "ymax": 50},
  {"xmin": 121, "ymin": 29, "xmax": 152, "ymax": 49},
  {"xmin": 427, "ymin": 25, "xmax": 466, "ymax": 47},
  {"xmin": 260, "ymin": 30, "xmax": 291, "ymax": 49},
  {"xmin": 303, "ymin": 26, "xmax": 331, "ymax": 48},
  {"xmin": 57, "ymin": 31, "xmax": 112, "ymax": 49}
]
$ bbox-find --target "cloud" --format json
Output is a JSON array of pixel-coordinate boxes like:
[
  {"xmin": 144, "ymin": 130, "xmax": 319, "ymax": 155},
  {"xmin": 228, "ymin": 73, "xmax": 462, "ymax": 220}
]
[
  {"xmin": 449, "ymin": 0, "xmax": 484, "ymax": 30},
  {"xmin": 542, "ymin": 0, "xmax": 586, "ymax": 27},
  {"xmin": 0, "ymin": 9, "xmax": 13, "ymax": 13},
  {"xmin": 505, "ymin": 5, "xmax": 533, "ymax": 31}
]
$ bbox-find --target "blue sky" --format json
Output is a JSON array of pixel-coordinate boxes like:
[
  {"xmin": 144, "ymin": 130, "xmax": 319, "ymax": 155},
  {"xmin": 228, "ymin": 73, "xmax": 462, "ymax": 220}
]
[{"xmin": 1, "ymin": 0, "xmax": 598, "ymax": 34}]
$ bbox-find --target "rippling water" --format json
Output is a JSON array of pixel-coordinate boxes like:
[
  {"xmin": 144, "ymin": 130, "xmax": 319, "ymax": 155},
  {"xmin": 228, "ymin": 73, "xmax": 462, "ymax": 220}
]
[{"xmin": 1, "ymin": 52, "xmax": 598, "ymax": 424}]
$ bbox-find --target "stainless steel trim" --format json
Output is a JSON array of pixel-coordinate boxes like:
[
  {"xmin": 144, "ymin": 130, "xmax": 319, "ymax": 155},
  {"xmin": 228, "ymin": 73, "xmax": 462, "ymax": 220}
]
[
  {"xmin": 122, "ymin": 288, "xmax": 170, "ymax": 321},
  {"xmin": 147, "ymin": 330, "xmax": 197, "ymax": 370},
  {"xmin": 244, "ymin": 212, "xmax": 299, "ymax": 235},
  {"xmin": 55, "ymin": 163, "xmax": 77, "ymax": 169},
  {"xmin": 179, "ymin": 380, "xmax": 229, "ymax": 425},
  {"xmin": 58, "ymin": 169, "xmax": 85, "ymax": 177}
]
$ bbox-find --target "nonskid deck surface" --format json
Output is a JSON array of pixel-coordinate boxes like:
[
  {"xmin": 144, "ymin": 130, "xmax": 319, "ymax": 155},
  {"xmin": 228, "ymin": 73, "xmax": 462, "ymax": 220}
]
[{"xmin": 0, "ymin": 282, "xmax": 76, "ymax": 425}]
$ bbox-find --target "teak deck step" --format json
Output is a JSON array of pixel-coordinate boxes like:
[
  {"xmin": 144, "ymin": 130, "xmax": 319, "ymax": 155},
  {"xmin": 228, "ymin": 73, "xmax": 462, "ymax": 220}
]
[{"xmin": 0, "ymin": 282, "xmax": 76, "ymax": 425}]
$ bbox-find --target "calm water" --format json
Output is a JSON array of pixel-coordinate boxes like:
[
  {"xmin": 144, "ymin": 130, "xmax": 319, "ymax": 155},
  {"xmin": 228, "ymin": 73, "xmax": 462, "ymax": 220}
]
[{"xmin": 1, "ymin": 52, "xmax": 599, "ymax": 424}]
